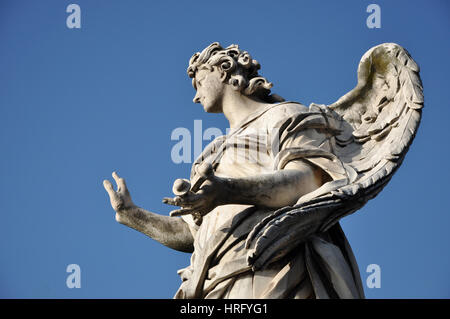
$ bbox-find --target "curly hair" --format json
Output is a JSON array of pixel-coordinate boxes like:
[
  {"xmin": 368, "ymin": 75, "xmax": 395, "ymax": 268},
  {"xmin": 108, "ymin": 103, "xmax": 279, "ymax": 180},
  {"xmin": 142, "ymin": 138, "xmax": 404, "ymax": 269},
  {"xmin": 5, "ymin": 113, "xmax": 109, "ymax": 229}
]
[{"xmin": 187, "ymin": 42, "xmax": 284, "ymax": 103}]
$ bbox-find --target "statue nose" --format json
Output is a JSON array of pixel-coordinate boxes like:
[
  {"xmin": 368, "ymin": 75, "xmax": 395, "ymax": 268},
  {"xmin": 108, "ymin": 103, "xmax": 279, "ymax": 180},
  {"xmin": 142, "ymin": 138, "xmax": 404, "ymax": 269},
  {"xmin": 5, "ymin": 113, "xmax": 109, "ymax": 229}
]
[{"xmin": 193, "ymin": 93, "xmax": 201, "ymax": 103}]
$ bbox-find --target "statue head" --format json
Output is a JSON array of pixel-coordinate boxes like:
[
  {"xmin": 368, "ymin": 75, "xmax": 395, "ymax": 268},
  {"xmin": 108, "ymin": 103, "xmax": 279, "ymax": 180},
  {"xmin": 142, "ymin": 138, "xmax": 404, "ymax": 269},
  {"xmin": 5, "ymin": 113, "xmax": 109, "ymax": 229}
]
[{"xmin": 187, "ymin": 42, "xmax": 284, "ymax": 112}]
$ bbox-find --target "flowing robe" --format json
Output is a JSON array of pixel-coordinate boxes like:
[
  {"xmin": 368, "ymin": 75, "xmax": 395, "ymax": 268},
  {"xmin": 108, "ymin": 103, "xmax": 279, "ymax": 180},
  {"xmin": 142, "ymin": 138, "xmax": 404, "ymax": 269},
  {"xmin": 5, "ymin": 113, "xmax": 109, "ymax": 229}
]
[{"xmin": 174, "ymin": 101, "xmax": 365, "ymax": 299}]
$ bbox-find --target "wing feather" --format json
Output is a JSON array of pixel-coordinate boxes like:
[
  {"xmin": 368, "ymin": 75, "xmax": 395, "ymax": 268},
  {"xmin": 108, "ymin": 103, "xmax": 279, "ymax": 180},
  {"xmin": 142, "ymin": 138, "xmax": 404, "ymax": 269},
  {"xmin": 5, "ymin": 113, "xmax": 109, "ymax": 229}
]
[{"xmin": 246, "ymin": 43, "xmax": 423, "ymax": 269}]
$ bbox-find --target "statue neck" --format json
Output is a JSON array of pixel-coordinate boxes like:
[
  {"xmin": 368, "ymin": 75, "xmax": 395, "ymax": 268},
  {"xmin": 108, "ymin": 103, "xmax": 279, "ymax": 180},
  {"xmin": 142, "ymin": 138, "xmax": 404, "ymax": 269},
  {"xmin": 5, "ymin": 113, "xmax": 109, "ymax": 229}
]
[{"xmin": 221, "ymin": 87, "xmax": 268, "ymax": 129}]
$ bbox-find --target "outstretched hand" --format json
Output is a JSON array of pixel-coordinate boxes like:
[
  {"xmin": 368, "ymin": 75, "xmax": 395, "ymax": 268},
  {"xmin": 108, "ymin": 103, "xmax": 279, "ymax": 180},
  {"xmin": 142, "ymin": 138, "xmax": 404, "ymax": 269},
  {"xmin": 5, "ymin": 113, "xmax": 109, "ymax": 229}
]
[
  {"xmin": 163, "ymin": 163, "xmax": 225, "ymax": 218},
  {"xmin": 103, "ymin": 172, "xmax": 135, "ymax": 213}
]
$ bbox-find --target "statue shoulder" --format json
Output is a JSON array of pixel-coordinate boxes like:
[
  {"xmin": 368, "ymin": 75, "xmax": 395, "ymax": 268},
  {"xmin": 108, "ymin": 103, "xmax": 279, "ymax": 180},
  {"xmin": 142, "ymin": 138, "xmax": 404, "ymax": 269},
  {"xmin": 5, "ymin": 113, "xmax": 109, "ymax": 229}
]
[{"xmin": 261, "ymin": 101, "xmax": 309, "ymax": 129}]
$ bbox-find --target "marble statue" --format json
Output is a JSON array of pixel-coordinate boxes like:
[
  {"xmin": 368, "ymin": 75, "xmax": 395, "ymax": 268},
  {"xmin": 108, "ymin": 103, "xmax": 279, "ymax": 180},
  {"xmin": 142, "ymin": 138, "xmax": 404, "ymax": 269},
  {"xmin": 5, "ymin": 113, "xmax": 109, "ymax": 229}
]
[{"xmin": 103, "ymin": 42, "xmax": 423, "ymax": 298}]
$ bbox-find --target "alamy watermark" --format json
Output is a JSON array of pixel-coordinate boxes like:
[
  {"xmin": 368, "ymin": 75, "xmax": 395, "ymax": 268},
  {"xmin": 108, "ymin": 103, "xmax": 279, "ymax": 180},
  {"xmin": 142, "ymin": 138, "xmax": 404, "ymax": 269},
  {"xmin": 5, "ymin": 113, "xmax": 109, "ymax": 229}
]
[
  {"xmin": 366, "ymin": 263, "xmax": 381, "ymax": 288},
  {"xmin": 366, "ymin": 4, "xmax": 381, "ymax": 29},
  {"xmin": 66, "ymin": 4, "xmax": 81, "ymax": 29},
  {"xmin": 66, "ymin": 263, "xmax": 81, "ymax": 288},
  {"xmin": 170, "ymin": 120, "xmax": 280, "ymax": 167}
]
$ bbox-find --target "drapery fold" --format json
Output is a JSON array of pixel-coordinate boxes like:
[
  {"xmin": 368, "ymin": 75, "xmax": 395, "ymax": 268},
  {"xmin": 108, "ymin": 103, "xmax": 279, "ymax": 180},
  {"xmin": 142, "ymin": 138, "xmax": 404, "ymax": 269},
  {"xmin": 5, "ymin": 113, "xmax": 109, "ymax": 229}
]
[{"xmin": 175, "ymin": 102, "xmax": 364, "ymax": 299}]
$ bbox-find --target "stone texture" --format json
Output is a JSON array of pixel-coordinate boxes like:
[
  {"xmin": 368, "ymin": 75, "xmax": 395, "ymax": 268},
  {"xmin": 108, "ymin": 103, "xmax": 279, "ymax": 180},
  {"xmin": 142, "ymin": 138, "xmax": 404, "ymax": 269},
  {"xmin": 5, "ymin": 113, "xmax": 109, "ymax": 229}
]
[{"xmin": 103, "ymin": 42, "xmax": 423, "ymax": 299}]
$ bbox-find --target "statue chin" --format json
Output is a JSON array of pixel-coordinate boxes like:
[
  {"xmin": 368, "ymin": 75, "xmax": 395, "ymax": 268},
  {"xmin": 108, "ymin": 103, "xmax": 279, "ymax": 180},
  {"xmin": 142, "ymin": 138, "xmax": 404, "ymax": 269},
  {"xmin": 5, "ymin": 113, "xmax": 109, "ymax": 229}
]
[{"xmin": 202, "ymin": 102, "xmax": 222, "ymax": 114}]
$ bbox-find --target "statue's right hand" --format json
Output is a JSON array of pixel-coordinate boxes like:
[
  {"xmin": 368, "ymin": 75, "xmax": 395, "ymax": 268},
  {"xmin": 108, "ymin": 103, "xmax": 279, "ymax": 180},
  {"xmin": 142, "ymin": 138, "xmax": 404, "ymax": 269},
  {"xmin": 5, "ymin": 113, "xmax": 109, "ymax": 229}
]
[{"xmin": 103, "ymin": 172, "xmax": 135, "ymax": 213}]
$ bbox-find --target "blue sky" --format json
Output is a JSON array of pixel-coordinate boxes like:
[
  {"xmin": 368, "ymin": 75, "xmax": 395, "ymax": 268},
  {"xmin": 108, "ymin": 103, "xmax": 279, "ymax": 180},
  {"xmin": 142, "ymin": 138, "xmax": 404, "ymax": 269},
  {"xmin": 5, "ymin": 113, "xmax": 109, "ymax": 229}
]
[{"xmin": 0, "ymin": 0, "xmax": 449, "ymax": 298}]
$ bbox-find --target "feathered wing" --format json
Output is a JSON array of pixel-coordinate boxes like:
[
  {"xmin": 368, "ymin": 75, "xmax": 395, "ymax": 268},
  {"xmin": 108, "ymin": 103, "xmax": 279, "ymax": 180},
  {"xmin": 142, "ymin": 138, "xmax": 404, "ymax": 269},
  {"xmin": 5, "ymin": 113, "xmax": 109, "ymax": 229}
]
[{"xmin": 245, "ymin": 43, "xmax": 423, "ymax": 270}]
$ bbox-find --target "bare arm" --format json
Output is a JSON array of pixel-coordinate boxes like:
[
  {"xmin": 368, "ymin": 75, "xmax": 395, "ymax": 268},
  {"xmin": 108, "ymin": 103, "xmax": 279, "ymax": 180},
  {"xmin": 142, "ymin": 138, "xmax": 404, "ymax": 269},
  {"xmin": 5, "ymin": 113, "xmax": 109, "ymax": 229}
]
[
  {"xmin": 221, "ymin": 161, "xmax": 322, "ymax": 208},
  {"xmin": 164, "ymin": 160, "xmax": 324, "ymax": 217},
  {"xmin": 103, "ymin": 172, "xmax": 194, "ymax": 253}
]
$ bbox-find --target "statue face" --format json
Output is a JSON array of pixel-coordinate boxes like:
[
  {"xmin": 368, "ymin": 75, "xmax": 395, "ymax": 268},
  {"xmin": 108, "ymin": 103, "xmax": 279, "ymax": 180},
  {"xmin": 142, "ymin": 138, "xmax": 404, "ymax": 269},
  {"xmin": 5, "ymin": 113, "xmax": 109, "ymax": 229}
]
[{"xmin": 192, "ymin": 67, "xmax": 225, "ymax": 113}]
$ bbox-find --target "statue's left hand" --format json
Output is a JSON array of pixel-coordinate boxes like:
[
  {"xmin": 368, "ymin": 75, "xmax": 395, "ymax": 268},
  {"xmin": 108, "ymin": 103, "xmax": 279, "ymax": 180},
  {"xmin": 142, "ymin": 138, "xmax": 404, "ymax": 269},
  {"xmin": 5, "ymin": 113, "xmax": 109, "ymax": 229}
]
[{"xmin": 162, "ymin": 163, "xmax": 225, "ymax": 218}]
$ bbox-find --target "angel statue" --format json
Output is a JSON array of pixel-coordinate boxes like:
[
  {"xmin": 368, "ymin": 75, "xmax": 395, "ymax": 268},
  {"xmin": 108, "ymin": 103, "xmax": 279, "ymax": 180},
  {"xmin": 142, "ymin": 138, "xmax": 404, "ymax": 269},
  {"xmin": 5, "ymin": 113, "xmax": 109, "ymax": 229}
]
[{"xmin": 103, "ymin": 42, "xmax": 423, "ymax": 299}]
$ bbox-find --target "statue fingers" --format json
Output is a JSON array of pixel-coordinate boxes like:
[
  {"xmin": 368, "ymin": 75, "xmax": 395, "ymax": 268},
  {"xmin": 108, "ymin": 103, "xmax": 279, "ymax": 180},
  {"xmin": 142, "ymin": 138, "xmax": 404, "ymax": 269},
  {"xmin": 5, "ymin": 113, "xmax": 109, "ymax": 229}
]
[
  {"xmin": 191, "ymin": 163, "xmax": 214, "ymax": 192},
  {"xmin": 180, "ymin": 193, "xmax": 204, "ymax": 205},
  {"xmin": 163, "ymin": 195, "xmax": 187, "ymax": 206},
  {"xmin": 103, "ymin": 179, "xmax": 115, "ymax": 197},
  {"xmin": 169, "ymin": 208, "xmax": 196, "ymax": 217},
  {"xmin": 162, "ymin": 197, "xmax": 179, "ymax": 206},
  {"xmin": 197, "ymin": 162, "xmax": 214, "ymax": 178},
  {"xmin": 112, "ymin": 171, "xmax": 127, "ymax": 192}
]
